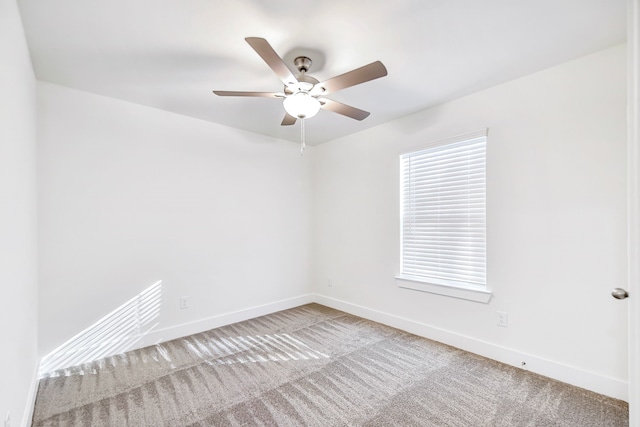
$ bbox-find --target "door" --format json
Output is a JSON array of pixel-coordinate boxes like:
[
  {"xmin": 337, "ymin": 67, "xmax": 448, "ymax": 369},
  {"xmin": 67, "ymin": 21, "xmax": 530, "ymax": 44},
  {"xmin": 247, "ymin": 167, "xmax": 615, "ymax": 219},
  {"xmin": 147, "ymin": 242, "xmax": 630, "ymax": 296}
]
[{"xmin": 627, "ymin": 0, "xmax": 639, "ymax": 424}]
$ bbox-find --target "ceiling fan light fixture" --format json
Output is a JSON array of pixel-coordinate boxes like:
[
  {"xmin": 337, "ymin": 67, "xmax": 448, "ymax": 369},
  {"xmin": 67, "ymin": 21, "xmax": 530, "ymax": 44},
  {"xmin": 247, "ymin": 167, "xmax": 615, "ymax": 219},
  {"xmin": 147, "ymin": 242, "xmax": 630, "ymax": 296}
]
[{"xmin": 283, "ymin": 91, "xmax": 320, "ymax": 119}]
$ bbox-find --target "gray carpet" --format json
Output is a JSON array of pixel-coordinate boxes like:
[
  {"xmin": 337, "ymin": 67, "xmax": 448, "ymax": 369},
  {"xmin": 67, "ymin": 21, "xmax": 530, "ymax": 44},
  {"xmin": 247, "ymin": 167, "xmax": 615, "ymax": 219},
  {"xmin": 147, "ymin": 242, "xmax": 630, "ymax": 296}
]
[{"xmin": 32, "ymin": 304, "xmax": 629, "ymax": 426}]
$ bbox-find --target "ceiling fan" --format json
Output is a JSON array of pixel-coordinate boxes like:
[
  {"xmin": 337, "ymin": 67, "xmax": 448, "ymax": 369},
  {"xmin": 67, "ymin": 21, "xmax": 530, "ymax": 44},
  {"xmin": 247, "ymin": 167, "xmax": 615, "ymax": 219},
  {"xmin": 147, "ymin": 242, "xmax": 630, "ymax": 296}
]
[{"xmin": 213, "ymin": 37, "xmax": 388, "ymax": 126}]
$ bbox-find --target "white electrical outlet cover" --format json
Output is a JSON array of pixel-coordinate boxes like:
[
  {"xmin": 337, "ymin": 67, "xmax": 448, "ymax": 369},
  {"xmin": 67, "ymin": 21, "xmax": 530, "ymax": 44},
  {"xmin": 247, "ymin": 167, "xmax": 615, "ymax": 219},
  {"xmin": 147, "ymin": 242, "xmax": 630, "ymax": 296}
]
[{"xmin": 497, "ymin": 311, "xmax": 508, "ymax": 327}]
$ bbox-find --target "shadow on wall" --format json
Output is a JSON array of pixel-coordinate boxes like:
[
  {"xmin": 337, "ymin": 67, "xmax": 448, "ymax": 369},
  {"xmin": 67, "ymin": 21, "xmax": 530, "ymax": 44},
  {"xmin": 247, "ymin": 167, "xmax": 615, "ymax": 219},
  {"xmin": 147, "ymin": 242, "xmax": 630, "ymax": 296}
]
[{"xmin": 38, "ymin": 280, "xmax": 163, "ymax": 377}]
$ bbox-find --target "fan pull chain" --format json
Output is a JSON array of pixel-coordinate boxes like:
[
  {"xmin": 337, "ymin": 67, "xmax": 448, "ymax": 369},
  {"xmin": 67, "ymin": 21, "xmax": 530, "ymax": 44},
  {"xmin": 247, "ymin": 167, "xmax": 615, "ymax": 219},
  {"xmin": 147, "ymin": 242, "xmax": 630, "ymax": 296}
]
[{"xmin": 300, "ymin": 118, "xmax": 306, "ymax": 155}]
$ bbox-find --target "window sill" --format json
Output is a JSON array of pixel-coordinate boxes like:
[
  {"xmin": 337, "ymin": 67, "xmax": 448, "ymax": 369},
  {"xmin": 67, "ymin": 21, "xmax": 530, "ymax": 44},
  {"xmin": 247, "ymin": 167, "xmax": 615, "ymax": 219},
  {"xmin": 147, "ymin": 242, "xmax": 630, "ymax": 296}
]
[{"xmin": 395, "ymin": 274, "xmax": 492, "ymax": 303}]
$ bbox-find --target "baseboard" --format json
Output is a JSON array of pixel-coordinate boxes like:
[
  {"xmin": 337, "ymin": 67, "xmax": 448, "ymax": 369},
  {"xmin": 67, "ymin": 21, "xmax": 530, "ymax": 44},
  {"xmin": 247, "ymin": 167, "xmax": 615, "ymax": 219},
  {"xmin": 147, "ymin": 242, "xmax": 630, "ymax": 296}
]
[
  {"xmin": 313, "ymin": 294, "xmax": 629, "ymax": 402},
  {"xmin": 32, "ymin": 292, "xmax": 628, "ymax": 404},
  {"xmin": 137, "ymin": 294, "xmax": 316, "ymax": 348},
  {"xmin": 21, "ymin": 360, "xmax": 39, "ymax": 427}
]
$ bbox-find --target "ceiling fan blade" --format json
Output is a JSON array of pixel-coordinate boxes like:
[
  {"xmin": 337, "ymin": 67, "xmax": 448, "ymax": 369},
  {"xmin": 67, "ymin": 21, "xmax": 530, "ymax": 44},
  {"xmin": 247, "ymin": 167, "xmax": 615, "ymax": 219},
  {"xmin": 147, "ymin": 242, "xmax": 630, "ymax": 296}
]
[
  {"xmin": 213, "ymin": 91, "xmax": 283, "ymax": 98},
  {"xmin": 312, "ymin": 61, "xmax": 387, "ymax": 95},
  {"xmin": 319, "ymin": 98, "xmax": 370, "ymax": 121},
  {"xmin": 245, "ymin": 37, "xmax": 298, "ymax": 86},
  {"xmin": 281, "ymin": 113, "xmax": 297, "ymax": 126}
]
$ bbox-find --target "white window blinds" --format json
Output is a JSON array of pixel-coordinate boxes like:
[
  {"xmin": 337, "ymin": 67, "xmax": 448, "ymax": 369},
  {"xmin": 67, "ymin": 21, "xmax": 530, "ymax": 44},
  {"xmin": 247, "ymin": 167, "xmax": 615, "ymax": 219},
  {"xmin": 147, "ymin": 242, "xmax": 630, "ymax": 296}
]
[{"xmin": 400, "ymin": 134, "xmax": 486, "ymax": 288}]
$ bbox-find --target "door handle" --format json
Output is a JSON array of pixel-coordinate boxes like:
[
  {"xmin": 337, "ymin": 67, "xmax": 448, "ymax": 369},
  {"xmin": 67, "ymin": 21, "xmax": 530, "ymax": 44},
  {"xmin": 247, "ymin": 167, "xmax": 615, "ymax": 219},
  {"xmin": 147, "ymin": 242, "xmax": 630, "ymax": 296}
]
[{"xmin": 611, "ymin": 288, "xmax": 629, "ymax": 300}]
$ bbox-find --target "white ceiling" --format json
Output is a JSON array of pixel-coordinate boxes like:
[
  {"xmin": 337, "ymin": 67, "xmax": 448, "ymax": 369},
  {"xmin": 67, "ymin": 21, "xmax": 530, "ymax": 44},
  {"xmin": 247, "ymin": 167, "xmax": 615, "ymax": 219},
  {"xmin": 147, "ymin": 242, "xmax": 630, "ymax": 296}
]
[{"xmin": 18, "ymin": 0, "xmax": 626, "ymax": 145}]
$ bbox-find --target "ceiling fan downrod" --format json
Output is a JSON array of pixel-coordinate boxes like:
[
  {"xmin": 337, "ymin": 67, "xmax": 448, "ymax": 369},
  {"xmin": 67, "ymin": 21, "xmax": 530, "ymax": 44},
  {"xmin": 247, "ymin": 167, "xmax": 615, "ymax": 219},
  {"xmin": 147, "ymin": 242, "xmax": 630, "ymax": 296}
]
[{"xmin": 300, "ymin": 118, "xmax": 306, "ymax": 155}]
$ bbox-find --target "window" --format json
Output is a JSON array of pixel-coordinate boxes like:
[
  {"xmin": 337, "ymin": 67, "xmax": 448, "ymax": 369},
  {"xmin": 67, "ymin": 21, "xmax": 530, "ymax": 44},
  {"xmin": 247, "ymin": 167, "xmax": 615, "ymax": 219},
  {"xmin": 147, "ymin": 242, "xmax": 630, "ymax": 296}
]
[{"xmin": 397, "ymin": 130, "xmax": 490, "ymax": 303}]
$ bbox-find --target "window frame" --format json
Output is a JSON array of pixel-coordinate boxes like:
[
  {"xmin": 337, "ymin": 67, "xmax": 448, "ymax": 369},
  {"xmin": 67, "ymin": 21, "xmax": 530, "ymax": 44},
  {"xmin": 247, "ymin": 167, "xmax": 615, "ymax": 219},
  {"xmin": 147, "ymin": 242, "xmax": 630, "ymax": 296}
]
[{"xmin": 395, "ymin": 129, "xmax": 491, "ymax": 303}]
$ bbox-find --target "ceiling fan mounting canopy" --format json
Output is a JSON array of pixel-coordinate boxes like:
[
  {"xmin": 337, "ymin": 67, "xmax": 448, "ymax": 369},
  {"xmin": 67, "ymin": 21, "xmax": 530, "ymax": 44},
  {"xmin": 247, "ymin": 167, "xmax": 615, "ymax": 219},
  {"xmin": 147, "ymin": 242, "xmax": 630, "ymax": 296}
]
[
  {"xmin": 213, "ymin": 37, "xmax": 388, "ymax": 126},
  {"xmin": 294, "ymin": 56, "xmax": 312, "ymax": 74}
]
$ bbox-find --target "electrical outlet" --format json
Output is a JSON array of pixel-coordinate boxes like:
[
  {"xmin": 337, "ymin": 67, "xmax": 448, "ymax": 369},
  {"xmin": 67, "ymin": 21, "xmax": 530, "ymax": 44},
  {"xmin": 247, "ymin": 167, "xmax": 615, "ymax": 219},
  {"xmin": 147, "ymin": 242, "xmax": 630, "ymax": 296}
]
[
  {"xmin": 497, "ymin": 311, "xmax": 508, "ymax": 327},
  {"xmin": 180, "ymin": 296, "xmax": 189, "ymax": 309},
  {"xmin": 328, "ymin": 278, "xmax": 333, "ymax": 287}
]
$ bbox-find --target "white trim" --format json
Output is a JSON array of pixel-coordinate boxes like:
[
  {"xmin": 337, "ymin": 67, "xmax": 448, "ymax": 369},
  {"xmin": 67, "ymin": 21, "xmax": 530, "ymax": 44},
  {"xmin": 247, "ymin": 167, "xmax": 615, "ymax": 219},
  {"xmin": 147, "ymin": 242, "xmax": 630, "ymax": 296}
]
[
  {"xmin": 401, "ymin": 128, "xmax": 489, "ymax": 155},
  {"xmin": 21, "ymin": 361, "xmax": 39, "ymax": 427},
  {"xmin": 396, "ymin": 274, "xmax": 492, "ymax": 303},
  {"xmin": 136, "ymin": 294, "xmax": 315, "ymax": 348},
  {"xmin": 313, "ymin": 294, "xmax": 628, "ymax": 401}
]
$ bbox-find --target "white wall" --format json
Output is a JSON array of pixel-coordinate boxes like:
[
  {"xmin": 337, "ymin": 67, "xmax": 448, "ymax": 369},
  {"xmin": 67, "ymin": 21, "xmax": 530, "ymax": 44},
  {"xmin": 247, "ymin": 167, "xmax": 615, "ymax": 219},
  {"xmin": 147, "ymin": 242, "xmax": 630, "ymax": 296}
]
[
  {"xmin": 312, "ymin": 44, "xmax": 628, "ymax": 399},
  {"xmin": 37, "ymin": 83, "xmax": 313, "ymax": 360},
  {"xmin": 0, "ymin": 0, "xmax": 39, "ymax": 425}
]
